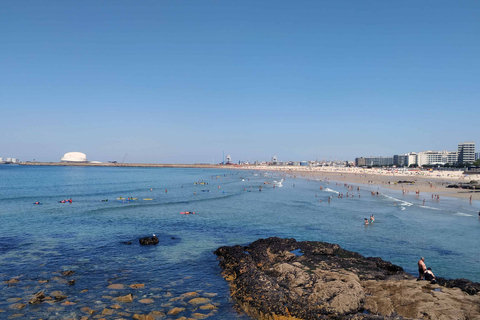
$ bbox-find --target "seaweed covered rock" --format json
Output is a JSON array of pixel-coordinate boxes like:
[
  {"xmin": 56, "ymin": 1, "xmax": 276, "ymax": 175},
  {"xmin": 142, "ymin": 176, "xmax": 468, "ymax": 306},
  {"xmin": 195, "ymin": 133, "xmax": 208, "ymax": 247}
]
[{"xmin": 215, "ymin": 237, "xmax": 480, "ymax": 320}]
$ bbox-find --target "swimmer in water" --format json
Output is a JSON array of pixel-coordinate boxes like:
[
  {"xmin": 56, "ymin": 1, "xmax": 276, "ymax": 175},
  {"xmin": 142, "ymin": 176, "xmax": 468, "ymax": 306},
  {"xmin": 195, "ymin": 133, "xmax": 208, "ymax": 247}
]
[{"xmin": 364, "ymin": 218, "xmax": 369, "ymax": 226}]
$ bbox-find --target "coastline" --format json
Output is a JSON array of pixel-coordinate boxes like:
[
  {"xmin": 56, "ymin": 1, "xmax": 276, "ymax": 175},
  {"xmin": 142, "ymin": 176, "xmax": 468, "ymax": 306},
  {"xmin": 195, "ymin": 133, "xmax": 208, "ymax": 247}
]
[{"xmin": 239, "ymin": 165, "xmax": 480, "ymax": 201}]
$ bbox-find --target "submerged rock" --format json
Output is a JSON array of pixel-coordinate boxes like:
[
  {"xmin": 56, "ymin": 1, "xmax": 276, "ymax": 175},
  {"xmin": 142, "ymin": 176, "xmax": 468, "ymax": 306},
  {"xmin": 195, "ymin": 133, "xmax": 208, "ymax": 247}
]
[
  {"xmin": 214, "ymin": 237, "xmax": 480, "ymax": 320},
  {"xmin": 117, "ymin": 294, "xmax": 134, "ymax": 303},
  {"xmin": 28, "ymin": 291, "xmax": 45, "ymax": 304}
]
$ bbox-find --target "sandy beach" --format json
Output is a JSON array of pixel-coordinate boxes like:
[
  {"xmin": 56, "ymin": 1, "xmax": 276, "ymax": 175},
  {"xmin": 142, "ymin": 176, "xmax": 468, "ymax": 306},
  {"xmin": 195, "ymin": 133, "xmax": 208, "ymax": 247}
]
[{"xmin": 239, "ymin": 165, "xmax": 480, "ymax": 201}]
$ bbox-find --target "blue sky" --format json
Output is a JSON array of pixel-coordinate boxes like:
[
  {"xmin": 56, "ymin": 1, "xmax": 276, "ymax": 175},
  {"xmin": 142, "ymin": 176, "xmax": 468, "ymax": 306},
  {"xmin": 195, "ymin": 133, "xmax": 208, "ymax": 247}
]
[{"xmin": 1, "ymin": 1, "xmax": 479, "ymax": 163}]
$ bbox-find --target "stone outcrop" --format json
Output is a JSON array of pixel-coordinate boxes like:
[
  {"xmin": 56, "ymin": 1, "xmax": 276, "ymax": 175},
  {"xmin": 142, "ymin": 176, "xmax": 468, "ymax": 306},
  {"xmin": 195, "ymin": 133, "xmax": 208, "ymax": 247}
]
[
  {"xmin": 139, "ymin": 235, "xmax": 159, "ymax": 245},
  {"xmin": 214, "ymin": 237, "xmax": 480, "ymax": 320}
]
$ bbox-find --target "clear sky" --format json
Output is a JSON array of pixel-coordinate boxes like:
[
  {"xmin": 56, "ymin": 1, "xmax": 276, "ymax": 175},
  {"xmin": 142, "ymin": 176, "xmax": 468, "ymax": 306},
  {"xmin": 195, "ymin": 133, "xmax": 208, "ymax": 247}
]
[{"xmin": 1, "ymin": 1, "xmax": 479, "ymax": 163}]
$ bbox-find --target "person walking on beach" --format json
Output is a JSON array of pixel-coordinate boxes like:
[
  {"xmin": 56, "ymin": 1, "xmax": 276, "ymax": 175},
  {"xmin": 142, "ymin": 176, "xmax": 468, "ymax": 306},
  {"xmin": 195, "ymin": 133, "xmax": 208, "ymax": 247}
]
[{"xmin": 417, "ymin": 257, "xmax": 426, "ymax": 280}]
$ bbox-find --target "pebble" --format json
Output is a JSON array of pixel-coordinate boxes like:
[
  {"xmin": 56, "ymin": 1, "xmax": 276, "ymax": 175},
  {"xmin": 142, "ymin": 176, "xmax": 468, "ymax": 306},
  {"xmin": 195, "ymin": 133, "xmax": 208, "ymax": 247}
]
[
  {"xmin": 188, "ymin": 298, "xmax": 210, "ymax": 305},
  {"xmin": 107, "ymin": 284, "xmax": 125, "ymax": 289},
  {"xmin": 117, "ymin": 294, "xmax": 134, "ymax": 302},
  {"xmin": 102, "ymin": 308, "xmax": 114, "ymax": 315},
  {"xmin": 199, "ymin": 304, "xmax": 217, "ymax": 310},
  {"xmin": 167, "ymin": 307, "xmax": 185, "ymax": 315},
  {"xmin": 139, "ymin": 298, "xmax": 154, "ymax": 304}
]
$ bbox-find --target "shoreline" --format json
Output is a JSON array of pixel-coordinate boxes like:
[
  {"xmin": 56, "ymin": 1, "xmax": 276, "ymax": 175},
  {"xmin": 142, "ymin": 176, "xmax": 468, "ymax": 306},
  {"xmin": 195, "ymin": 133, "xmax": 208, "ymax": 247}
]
[{"xmin": 239, "ymin": 165, "xmax": 480, "ymax": 202}]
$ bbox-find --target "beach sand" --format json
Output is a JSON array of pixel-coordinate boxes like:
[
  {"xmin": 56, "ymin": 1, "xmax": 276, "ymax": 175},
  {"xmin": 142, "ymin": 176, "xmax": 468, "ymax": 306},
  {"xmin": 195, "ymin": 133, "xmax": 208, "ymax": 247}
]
[{"xmin": 239, "ymin": 166, "xmax": 480, "ymax": 201}]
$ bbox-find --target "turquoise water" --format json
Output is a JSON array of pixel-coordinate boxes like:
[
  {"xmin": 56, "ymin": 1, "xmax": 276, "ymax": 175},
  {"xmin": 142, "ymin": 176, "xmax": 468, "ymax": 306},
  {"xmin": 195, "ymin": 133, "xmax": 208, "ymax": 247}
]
[{"xmin": 1, "ymin": 165, "xmax": 479, "ymax": 319}]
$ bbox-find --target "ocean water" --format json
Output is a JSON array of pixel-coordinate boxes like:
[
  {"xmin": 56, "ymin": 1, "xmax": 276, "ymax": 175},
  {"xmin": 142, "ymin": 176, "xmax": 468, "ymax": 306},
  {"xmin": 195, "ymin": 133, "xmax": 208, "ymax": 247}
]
[{"xmin": 0, "ymin": 165, "xmax": 479, "ymax": 319}]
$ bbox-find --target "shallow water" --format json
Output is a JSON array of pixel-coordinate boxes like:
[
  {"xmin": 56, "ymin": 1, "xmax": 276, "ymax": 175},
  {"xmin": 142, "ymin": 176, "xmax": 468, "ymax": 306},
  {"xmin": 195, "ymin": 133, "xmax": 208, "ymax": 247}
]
[{"xmin": 0, "ymin": 165, "xmax": 479, "ymax": 319}]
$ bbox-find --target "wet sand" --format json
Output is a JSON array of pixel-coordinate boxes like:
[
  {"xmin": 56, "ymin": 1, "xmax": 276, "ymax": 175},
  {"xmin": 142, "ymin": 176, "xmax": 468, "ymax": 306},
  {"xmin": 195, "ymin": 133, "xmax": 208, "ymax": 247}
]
[{"xmin": 239, "ymin": 166, "xmax": 480, "ymax": 201}]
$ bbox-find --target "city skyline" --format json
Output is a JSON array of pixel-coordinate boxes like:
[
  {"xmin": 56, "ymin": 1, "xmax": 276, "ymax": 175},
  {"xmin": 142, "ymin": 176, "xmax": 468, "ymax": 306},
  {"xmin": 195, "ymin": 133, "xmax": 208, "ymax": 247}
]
[{"xmin": 2, "ymin": 1, "xmax": 479, "ymax": 163}]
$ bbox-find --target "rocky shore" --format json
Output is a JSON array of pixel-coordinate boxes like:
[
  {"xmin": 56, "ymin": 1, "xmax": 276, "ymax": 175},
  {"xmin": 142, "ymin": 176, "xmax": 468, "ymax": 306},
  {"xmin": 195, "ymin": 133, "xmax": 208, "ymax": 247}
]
[{"xmin": 215, "ymin": 237, "xmax": 480, "ymax": 320}]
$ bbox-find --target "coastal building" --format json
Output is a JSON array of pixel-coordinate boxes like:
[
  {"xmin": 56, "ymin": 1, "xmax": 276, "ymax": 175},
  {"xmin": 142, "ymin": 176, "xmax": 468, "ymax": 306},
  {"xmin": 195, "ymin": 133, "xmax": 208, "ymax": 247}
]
[
  {"xmin": 225, "ymin": 154, "xmax": 232, "ymax": 164},
  {"xmin": 61, "ymin": 152, "xmax": 88, "ymax": 163},
  {"xmin": 476, "ymin": 152, "xmax": 480, "ymax": 161},
  {"xmin": 393, "ymin": 155, "xmax": 407, "ymax": 166},
  {"xmin": 458, "ymin": 142, "xmax": 475, "ymax": 164},
  {"xmin": 355, "ymin": 156, "xmax": 393, "ymax": 167},
  {"xmin": 271, "ymin": 155, "xmax": 277, "ymax": 165},
  {"xmin": 416, "ymin": 151, "xmax": 458, "ymax": 166},
  {"xmin": 406, "ymin": 153, "xmax": 418, "ymax": 166}
]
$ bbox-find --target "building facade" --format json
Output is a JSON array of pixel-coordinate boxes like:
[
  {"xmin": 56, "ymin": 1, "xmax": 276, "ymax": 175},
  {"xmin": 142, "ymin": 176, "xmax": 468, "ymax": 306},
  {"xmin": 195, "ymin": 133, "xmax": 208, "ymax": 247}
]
[
  {"xmin": 416, "ymin": 151, "xmax": 458, "ymax": 166},
  {"xmin": 355, "ymin": 156, "xmax": 394, "ymax": 167},
  {"xmin": 458, "ymin": 142, "xmax": 475, "ymax": 164}
]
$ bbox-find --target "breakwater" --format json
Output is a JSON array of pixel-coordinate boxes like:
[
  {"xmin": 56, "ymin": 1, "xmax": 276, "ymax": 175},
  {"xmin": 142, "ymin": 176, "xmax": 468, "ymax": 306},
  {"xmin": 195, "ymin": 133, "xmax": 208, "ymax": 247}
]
[{"xmin": 19, "ymin": 161, "xmax": 235, "ymax": 168}]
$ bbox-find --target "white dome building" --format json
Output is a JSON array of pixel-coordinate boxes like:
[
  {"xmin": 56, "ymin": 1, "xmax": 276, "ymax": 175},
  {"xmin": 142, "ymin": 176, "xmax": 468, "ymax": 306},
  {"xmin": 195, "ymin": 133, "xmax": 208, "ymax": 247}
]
[{"xmin": 61, "ymin": 152, "xmax": 88, "ymax": 163}]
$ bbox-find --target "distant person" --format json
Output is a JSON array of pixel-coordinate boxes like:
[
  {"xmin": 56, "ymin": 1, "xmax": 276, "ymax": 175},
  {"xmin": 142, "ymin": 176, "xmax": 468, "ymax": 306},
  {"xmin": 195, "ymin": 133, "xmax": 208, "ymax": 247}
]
[
  {"xmin": 417, "ymin": 257, "xmax": 426, "ymax": 280},
  {"xmin": 424, "ymin": 267, "xmax": 437, "ymax": 284},
  {"xmin": 364, "ymin": 218, "xmax": 369, "ymax": 226},
  {"xmin": 370, "ymin": 214, "xmax": 375, "ymax": 223}
]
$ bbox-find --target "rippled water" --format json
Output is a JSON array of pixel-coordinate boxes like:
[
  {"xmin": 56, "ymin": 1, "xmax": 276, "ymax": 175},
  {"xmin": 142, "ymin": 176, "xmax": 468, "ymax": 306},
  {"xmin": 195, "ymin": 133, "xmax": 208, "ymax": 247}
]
[{"xmin": 0, "ymin": 165, "xmax": 479, "ymax": 319}]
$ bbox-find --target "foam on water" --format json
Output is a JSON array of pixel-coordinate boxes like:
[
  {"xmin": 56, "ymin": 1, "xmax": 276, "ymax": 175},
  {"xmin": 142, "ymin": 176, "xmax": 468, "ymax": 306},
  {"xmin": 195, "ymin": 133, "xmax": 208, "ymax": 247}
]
[
  {"xmin": 323, "ymin": 188, "xmax": 339, "ymax": 194},
  {"xmin": 454, "ymin": 212, "xmax": 473, "ymax": 217},
  {"xmin": 421, "ymin": 205, "xmax": 442, "ymax": 210},
  {"xmin": 381, "ymin": 193, "xmax": 413, "ymax": 207}
]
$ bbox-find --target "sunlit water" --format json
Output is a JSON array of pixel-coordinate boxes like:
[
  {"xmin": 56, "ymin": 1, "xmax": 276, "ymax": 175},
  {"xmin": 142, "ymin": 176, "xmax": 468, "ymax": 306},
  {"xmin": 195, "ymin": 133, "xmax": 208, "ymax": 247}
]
[{"xmin": 1, "ymin": 165, "xmax": 479, "ymax": 319}]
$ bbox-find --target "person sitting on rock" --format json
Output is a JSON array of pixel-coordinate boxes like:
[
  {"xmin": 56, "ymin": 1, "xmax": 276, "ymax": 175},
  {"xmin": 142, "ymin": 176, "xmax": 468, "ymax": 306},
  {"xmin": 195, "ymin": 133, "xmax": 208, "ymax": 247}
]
[
  {"xmin": 417, "ymin": 257, "xmax": 426, "ymax": 280},
  {"xmin": 424, "ymin": 267, "xmax": 436, "ymax": 284}
]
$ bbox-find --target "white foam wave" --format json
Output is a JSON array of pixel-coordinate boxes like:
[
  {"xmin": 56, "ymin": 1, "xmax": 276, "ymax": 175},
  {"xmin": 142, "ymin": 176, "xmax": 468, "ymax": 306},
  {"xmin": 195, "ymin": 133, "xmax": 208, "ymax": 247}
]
[
  {"xmin": 454, "ymin": 212, "xmax": 473, "ymax": 217},
  {"xmin": 382, "ymin": 194, "xmax": 413, "ymax": 207},
  {"xmin": 324, "ymin": 188, "xmax": 339, "ymax": 194},
  {"xmin": 400, "ymin": 207, "xmax": 406, "ymax": 211},
  {"xmin": 421, "ymin": 205, "xmax": 441, "ymax": 210}
]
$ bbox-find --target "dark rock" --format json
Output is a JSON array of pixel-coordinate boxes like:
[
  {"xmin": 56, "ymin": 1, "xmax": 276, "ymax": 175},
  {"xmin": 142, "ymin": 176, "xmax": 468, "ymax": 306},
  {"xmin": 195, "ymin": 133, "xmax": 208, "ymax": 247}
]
[
  {"xmin": 436, "ymin": 277, "xmax": 480, "ymax": 295},
  {"xmin": 67, "ymin": 279, "xmax": 76, "ymax": 285},
  {"xmin": 62, "ymin": 270, "xmax": 75, "ymax": 276},
  {"xmin": 123, "ymin": 241, "xmax": 132, "ymax": 245},
  {"xmin": 54, "ymin": 294, "xmax": 67, "ymax": 302},
  {"xmin": 28, "ymin": 291, "xmax": 45, "ymax": 304},
  {"xmin": 139, "ymin": 235, "xmax": 159, "ymax": 245}
]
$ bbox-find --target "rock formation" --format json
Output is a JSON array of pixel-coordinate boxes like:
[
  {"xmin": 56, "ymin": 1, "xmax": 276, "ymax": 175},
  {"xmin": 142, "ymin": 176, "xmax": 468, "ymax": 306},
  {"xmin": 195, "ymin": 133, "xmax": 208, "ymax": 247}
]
[
  {"xmin": 214, "ymin": 237, "xmax": 480, "ymax": 320},
  {"xmin": 139, "ymin": 235, "xmax": 159, "ymax": 245}
]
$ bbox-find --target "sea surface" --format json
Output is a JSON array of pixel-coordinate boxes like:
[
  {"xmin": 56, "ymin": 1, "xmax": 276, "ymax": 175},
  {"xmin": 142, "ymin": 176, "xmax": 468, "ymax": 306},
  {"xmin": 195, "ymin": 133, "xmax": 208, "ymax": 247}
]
[{"xmin": 1, "ymin": 165, "xmax": 479, "ymax": 319}]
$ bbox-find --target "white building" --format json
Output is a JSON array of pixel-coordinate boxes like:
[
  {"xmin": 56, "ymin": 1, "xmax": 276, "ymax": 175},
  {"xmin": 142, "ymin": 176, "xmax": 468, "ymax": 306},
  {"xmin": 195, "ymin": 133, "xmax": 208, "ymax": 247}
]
[
  {"xmin": 406, "ymin": 153, "xmax": 418, "ymax": 166},
  {"xmin": 225, "ymin": 154, "xmax": 232, "ymax": 164},
  {"xmin": 417, "ymin": 151, "xmax": 458, "ymax": 166},
  {"xmin": 61, "ymin": 152, "xmax": 88, "ymax": 162}
]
